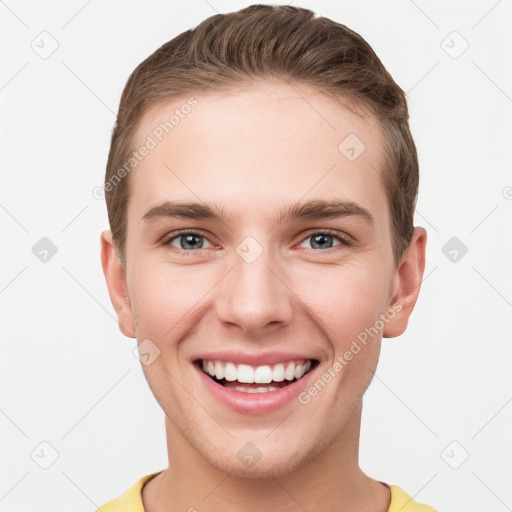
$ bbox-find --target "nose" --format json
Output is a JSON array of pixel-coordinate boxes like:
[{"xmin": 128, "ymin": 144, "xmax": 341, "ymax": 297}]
[{"xmin": 214, "ymin": 242, "xmax": 294, "ymax": 335}]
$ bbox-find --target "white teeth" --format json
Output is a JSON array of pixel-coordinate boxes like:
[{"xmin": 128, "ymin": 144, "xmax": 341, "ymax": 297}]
[
  {"xmin": 201, "ymin": 359, "xmax": 313, "ymax": 384},
  {"xmin": 285, "ymin": 362, "xmax": 295, "ymax": 381},
  {"xmin": 214, "ymin": 361, "xmax": 224, "ymax": 380},
  {"xmin": 232, "ymin": 386, "xmax": 280, "ymax": 393},
  {"xmin": 254, "ymin": 365, "xmax": 272, "ymax": 384},
  {"xmin": 237, "ymin": 364, "xmax": 254, "ymax": 383},
  {"xmin": 272, "ymin": 363, "xmax": 285, "ymax": 382},
  {"xmin": 224, "ymin": 362, "xmax": 237, "ymax": 382}
]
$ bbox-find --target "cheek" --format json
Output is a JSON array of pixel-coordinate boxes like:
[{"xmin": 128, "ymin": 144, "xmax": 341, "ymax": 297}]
[
  {"xmin": 129, "ymin": 262, "xmax": 204, "ymax": 341},
  {"xmin": 296, "ymin": 262, "xmax": 389, "ymax": 347},
  {"xmin": 299, "ymin": 265, "xmax": 387, "ymax": 397},
  {"xmin": 129, "ymin": 260, "xmax": 232, "ymax": 375}
]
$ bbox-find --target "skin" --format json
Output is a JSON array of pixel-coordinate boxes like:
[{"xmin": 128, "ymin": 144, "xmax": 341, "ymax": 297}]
[{"xmin": 101, "ymin": 80, "xmax": 427, "ymax": 511}]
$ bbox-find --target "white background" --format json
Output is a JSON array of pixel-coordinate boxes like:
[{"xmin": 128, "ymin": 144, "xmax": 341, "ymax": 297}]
[{"xmin": 1, "ymin": 1, "xmax": 511, "ymax": 511}]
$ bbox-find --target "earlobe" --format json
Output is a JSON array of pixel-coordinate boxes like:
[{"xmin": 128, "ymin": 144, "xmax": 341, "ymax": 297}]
[
  {"xmin": 383, "ymin": 227, "xmax": 427, "ymax": 339},
  {"xmin": 100, "ymin": 229, "xmax": 136, "ymax": 338}
]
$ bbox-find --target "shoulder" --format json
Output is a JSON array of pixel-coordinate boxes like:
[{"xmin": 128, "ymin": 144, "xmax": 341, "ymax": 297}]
[
  {"xmin": 388, "ymin": 484, "xmax": 438, "ymax": 512},
  {"xmin": 94, "ymin": 472, "xmax": 163, "ymax": 512}
]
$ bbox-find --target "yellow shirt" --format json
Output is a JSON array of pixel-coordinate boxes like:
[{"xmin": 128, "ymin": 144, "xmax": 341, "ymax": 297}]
[{"xmin": 96, "ymin": 471, "xmax": 438, "ymax": 511}]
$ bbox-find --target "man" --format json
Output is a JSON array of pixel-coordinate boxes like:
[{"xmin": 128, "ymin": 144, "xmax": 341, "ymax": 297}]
[{"xmin": 98, "ymin": 5, "xmax": 436, "ymax": 511}]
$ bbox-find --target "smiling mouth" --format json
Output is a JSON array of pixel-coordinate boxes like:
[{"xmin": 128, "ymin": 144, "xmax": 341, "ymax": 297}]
[{"xmin": 195, "ymin": 358, "xmax": 319, "ymax": 393}]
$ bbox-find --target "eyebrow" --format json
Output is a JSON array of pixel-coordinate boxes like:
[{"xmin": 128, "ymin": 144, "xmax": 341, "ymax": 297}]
[{"xmin": 141, "ymin": 199, "xmax": 375, "ymax": 228}]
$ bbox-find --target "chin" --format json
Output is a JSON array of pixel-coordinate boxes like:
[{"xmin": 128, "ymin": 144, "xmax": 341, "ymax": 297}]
[{"xmin": 204, "ymin": 443, "xmax": 312, "ymax": 479}]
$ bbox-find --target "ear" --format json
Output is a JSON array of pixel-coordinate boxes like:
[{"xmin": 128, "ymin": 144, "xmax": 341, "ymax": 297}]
[
  {"xmin": 383, "ymin": 227, "xmax": 427, "ymax": 338},
  {"xmin": 100, "ymin": 229, "xmax": 136, "ymax": 338}
]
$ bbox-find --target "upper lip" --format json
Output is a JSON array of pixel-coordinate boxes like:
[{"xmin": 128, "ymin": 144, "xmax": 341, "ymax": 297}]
[{"xmin": 193, "ymin": 351, "xmax": 318, "ymax": 367}]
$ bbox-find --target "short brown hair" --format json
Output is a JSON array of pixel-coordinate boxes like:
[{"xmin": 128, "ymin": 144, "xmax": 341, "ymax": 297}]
[{"xmin": 105, "ymin": 4, "xmax": 419, "ymax": 268}]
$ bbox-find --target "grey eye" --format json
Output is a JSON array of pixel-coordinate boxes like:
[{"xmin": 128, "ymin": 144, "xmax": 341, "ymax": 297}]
[
  {"xmin": 167, "ymin": 233, "xmax": 212, "ymax": 250},
  {"xmin": 299, "ymin": 233, "xmax": 341, "ymax": 250}
]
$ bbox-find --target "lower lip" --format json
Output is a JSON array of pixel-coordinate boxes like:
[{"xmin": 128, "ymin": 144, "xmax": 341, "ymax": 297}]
[{"xmin": 194, "ymin": 362, "xmax": 317, "ymax": 415}]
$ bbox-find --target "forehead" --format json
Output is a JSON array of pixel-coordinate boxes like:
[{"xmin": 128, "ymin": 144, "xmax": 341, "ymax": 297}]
[{"xmin": 128, "ymin": 81, "xmax": 388, "ymax": 227}]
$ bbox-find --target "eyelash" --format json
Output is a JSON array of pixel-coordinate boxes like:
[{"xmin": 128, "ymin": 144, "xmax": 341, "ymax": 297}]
[{"xmin": 160, "ymin": 229, "xmax": 353, "ymax": 256}]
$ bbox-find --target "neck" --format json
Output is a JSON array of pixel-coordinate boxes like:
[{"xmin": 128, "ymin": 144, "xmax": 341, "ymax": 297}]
[{"xmin": 142, "ymin": 400, "xmax": 390, "ymax": 512}]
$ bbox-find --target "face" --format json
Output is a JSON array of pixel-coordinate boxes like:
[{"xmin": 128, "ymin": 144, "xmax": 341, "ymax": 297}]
[{"xmin": 102, "ymin": 80, "xmax": 424, "ymax": 478}]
